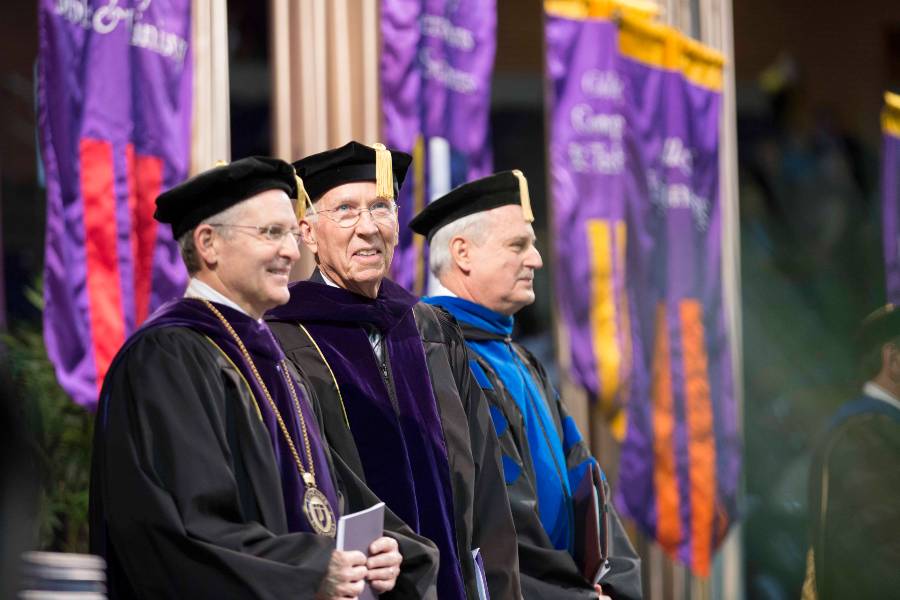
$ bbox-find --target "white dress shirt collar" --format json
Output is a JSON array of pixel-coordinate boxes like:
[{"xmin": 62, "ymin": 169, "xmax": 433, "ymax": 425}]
[
  {"xmin": 863, "ymin": 381, "xmax": 900, "ymax": 412},
  {"xmin": 428, "ymin": 280, "xmax": 458, "ymax": 298},
  {"xmin": 184, "ymin": 277, "xmax": 256, "ymax": 320}
]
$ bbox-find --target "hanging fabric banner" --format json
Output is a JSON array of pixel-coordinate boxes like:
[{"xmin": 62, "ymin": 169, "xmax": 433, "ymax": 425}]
[
  {"xmin": 613, "ymin": 18, "xmax": 738, "ymax": 577},
  {"xmin": 38, "ymin": 0, "xmax": 192, "ymax": 408},
  {"xmin": 545, "ymin": 1, "xmax": 739, "ymax": 575},
  {"xmin": 545, "ymin": 1, "xmax": 636, "ymax": 439},
  {"xmin": 381, "ymin": 0, "xmax": 497, "ymax": 293},
  {"xmin": 882, "ymin": 92, "xmax": 900, "ymax": 303}
]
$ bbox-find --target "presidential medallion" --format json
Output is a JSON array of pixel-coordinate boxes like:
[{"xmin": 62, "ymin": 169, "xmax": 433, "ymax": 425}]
[{"xmin": 303, "ymin": 487, "xmax": 336, "ymax": 537}]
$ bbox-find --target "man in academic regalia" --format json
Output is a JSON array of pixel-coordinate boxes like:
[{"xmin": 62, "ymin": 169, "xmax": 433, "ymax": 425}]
[
  {"xmin": 802, "ymin": 304, "xmax": 900, "ymax": 600},
  {"xmin": 89, "ymin": 157, "xmax": 438, "ymax": 599},
  {"xmin": 266, "ymin": 142, "xmax": 522, "ymax": 600},
  {"xmin": 409, "ymin": 172, "xmax": 643, "ymax": 600}
]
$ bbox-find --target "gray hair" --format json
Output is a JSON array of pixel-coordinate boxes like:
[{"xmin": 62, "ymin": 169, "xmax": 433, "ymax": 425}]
[
  {"xmin": 177, "ymin": 202, "xmax": 246, "ymax": 275},
  {"xmin": 428, "ymin": 211, "xmax": 491, "ymax": 278}
]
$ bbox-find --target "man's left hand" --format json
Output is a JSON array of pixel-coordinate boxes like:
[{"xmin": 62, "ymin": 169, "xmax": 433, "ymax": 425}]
[
  {"xmin": 366, "ymin": 536, "xmax": 403, "ymax": 594},
  {"xmin": 595, "ymin": 583, "xmax": 613, "ymax": 600}
]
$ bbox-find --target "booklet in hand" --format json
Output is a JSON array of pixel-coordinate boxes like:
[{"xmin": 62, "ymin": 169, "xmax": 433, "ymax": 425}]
[
  {"xmin": 572, "ymin": 461, "xmax": 611, "ymax": 585},
  {"xmin": 336, "ymin": 502, "xmax": 385, "ymax": 600}
]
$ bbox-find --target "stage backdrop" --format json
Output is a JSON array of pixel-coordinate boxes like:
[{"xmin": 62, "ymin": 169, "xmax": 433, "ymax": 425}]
[
  {"xmin": 381, "ymin": 0, "xmax": 496, "ymax": 293},
  {"xmin": 882, "ymin": 92, "xmax": 900, "ymax": 304},
  {"xmin": 38, "ymin": 0, "xmax": 192, "ymax": 408},
  {"xmin": 545, "ymin": 1, "xmax": 739, "ymax": 577}
]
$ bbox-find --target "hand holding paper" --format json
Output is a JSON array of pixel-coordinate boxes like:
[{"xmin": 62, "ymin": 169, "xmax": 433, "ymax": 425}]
[
  {"xmin": 335, "ymin": 502, "xmax": 387, "ymax": 600},
  {"xmin": 366, "ymin": 536, "xmax": 402, "ymax": 594},
  {"xmin": 316, "ymin": 549, "xmax": 367, "ymax": 600}
]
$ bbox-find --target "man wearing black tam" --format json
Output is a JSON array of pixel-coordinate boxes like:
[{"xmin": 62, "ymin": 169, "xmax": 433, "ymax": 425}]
[
  {"xmin": 266, "ymin": 141, "xmax": 522, "ymax": 600},
  {"xmin": 90, "ymin": 157, "xmax": 438, "ymax": 599},
  {"xmin": 802, "ymin": 304, "xmax": 900, "ymax": 600},
  {"xmin": 412, "ymin": 171, "xmax": 642, "ymax": 600}
]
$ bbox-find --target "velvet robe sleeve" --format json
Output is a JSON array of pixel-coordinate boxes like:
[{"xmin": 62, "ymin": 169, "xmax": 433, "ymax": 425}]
[
  {"xmin": 430, "ymin": 307, "xmax": 523, "ymax": 599},
  {"xmin": 269, "ymin": 320, "xmax": 440, "ymax": 599},
  {"xmin": 810, "ymin": 412, "xmax": 900, "ymax": 599},
  {"xmin": 90, "ymin": 327, "xmax": 336, "ymax": 599}
]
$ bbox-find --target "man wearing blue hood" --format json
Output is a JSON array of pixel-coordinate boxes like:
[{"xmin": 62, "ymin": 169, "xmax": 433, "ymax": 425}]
[{"xmin": 411, "ymin": 171, "xmax": 642, "ymax": 600}]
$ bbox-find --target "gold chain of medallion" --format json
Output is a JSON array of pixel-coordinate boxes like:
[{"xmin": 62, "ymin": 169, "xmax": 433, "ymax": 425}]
[{"xmin": 201, "ymin": 300, "xmax": 317, "ymax": 487}]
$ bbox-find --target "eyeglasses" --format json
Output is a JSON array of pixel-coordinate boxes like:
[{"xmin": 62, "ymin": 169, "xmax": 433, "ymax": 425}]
[
  {"xmin": 310, "ymin": 200, "xmax": 398, "ymax": 229},
  {"xmin": 209, "ymin": 223, "xmax": 302, "ymax": 245}
]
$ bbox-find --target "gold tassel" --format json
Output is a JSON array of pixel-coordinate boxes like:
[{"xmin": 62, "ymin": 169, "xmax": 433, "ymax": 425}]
[
  {"xmin": 214, "ymin": 159, "xmax": 228, "ymax": 167},
  {"xmin": 293, "ymin": 168, "xmax": 311, "ymax": 221},
  {"xmin": 371, "ymin": 142, "xmax": 394, "ymax": 201},
  {"xmin": 512, "ymin": 169, "xmax": 534, "ymax": 222}
]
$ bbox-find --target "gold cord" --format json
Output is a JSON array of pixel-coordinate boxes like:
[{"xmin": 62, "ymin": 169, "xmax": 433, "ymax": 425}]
[
  {"xmin": 512, "ymin": 169, "xmax": 535, "ymax": 223},
  {"xmin": 371, "ymin": 142, "xmax": 394, "ymax": 201},
  {"xmin": 202, "ymin": 300, "xmax": 317, "ymax": 487},
  {"xmin": 296, "ymin": 323, "xmax": 350, "ymax": 428}
]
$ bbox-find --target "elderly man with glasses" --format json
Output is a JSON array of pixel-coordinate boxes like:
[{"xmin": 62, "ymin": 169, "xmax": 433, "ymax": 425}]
[
  {"xmin": 267, "ymin": 141, "xmax": 522, "ymax": 600},
  {"xmin": 90, "ymin": 157, "xmax": 438, "ymax": 599},
  {"xmin": 411, "ymin": 171, "xmax": 643, "ymax": 600}
]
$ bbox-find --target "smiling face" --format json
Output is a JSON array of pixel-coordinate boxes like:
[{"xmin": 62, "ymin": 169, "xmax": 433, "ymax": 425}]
[
  {"xmin": 462, "ymin": 204, "xmax": 543, "ymax": 315},
  {"xmin": 194, "ymin": 188, "xmax": 300, "ymax": 318},
  {"xmin": 300, "ymin": 180, "xmax": 398, "ymax": 298}
]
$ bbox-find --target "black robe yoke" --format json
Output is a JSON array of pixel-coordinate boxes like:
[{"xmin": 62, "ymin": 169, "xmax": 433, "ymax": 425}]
[
  {"xmin": 268, "ymin": 302, "xmax": 522, "ymax": 600},
  {"xmin": 459, "ymin": 325, "xmax": 643, "ymax": 600},
  {"xmin": 807, "ymin": 395, "xmax": 900, "ymax": 600},
  {"xmin": 90, "ymin": 325, "xmax": 438, "ymax": 599}
]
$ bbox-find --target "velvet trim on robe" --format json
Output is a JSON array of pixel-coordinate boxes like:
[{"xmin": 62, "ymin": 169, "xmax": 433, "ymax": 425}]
[
  {"xmin": 268, "ymin": 279, "xmax": 466, "ymax": 599},
  {"xmin": 118, "ymin": 297, "xmax": 340, "ymax": 533}
]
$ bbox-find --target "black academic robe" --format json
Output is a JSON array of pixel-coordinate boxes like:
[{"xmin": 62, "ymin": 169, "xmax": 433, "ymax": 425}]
[
  {"xmin": 452, "ymin": 320, "xmax": 643, "ymax": 600},
  {"xmin": 267, "ymin": 274, "xmax": 522, "ymax": 600},
  {"xmin": 90, "ymin": 309, "xmax": 438, "ymax": 599},
  {"xmin": 807, "ymin": 393, "xmax": 900, "ymax": 600}
]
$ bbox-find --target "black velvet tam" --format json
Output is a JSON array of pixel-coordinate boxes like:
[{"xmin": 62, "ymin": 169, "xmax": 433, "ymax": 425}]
[
  {"xmin": 154, "ymin": 156, "xmax": 297, "ymax": 239},
  {"xmin": 858, "ymin": 303, "xmax": 900, "ymax": 354},
  {"xmin": 291, "ymin": 141, "xmax": 412, "ymax": 201},
  {"xmin": 409, "ymin": 171, "xmax": 525, "ymax": 241}
]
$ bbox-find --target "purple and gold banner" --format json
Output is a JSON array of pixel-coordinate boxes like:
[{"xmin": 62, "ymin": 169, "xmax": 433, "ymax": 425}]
[
  {"xmin": 38, "ymin": 0, "xmax": 192, "ymax": 408},
  {"xmin": 614, "ymin": 19, "xmax": 737, "ymax": 576},
  {"xmin": 545, "ymin": 3, "xmax": 635, "ymax": 439},
  {"xmin": 882, "ymin": 92, "xmax": 900, "ymax": 303},
  {"xmin": 381, "ymin": 0, "xmax": 496, "ymax": 292},
  {"xmin": 545, "ymin": 3, "xmax": 738, "ymax": 576}
]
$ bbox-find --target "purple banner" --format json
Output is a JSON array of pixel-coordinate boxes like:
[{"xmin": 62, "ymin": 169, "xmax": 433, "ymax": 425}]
[
  {"xmin": 545, "ymin": 10, "xmax": 636, "ymax": 437},
  {"xmin": 38, "ymin": 0, "xmax": 191, "ymax": 408},
  {"xmin": 545, "ymin": 9, "xmax": 738, "ymax": 576},
  {"xmin": 882, "ymin": 93, "xmax": 900, "ymax": 303},
  {"xmin": 615, "ymin": 25, "xmax": 736, "ymax": 577},
  {"xmin": 381, "ymin": 0, "xmax": 496, "ymax": 293}
]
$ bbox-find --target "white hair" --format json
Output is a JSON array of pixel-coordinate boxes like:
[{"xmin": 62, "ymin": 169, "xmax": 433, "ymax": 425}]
[{"xmin": 428, "ymin": 211, "xmax": 492, "ymax": 278}]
